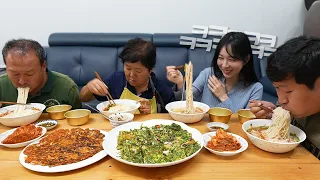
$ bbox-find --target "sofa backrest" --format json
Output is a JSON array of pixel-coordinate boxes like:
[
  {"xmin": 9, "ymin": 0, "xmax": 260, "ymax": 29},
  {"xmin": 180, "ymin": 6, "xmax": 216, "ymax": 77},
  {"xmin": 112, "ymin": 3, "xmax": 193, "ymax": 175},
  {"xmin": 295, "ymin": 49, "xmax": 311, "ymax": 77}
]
[
  {"xmin": 46, "ymin": 33, "xmax": 152, "ymax": 89},
  {"xmin": 46, "ymin": 33, "xmax": 277, "ymax": 104},
  {"xmin": 152, "ymin": 33, "xmax": 214, "ymax": 86}
]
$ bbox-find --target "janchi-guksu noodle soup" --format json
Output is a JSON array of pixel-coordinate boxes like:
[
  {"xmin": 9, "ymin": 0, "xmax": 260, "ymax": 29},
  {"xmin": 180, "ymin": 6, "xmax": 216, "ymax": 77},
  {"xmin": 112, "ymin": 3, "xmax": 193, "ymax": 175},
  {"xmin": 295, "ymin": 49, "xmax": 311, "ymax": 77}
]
[
  {"xmin": 246, "ymin": 107, "xmax": 299, "ymax": 143},
  {"xmin": 171, "ymin": 62, "xmax": 204, "ymax": 114},
  {"xmin": 0, "ymin": 87, "xmax": 40, "ymax": 118}
]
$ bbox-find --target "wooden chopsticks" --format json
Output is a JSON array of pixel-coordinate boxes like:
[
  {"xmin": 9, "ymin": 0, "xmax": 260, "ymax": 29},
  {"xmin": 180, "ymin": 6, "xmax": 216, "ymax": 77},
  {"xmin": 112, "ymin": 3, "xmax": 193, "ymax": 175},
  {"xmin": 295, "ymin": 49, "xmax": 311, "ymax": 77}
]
[
  {"xmin": 0, "ymin": 101, "xmax": 29, "ymax": 105},
  {"xmin": 94, "ymin": 71, "xmax": 116, "ymax": 105},
  {"xmin": 174, "ymin": 65, "xmax": 185, "ymax": 70},
  {"xmin": 259, "ymin": 104, "xmax": 274, "ymax": 113}
]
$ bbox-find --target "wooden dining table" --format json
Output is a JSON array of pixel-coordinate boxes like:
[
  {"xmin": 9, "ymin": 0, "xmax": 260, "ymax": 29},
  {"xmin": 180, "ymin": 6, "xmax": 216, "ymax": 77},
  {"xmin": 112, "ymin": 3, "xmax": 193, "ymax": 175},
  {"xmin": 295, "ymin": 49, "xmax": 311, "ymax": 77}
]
[{"xmin": 0, "ymin": 113, "xmax": 319, "ymax": 180}]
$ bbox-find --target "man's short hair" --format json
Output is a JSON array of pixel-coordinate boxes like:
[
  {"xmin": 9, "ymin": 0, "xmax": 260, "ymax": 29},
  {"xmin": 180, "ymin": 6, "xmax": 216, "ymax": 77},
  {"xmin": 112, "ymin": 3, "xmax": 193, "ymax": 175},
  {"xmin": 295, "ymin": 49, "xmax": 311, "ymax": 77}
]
[
  {"xmin": 2, "ymin": 39, "xmax": 46, "ymax": 65},
  {"xmin": 267, "ymin": 36, "xmax": 320, "ymax": 89}
]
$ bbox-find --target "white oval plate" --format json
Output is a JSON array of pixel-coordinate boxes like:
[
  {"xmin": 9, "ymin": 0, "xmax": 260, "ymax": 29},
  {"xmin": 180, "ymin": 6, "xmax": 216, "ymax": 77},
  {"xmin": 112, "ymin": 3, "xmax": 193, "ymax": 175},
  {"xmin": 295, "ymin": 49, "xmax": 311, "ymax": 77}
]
[
  {"xmin": 0, "ymin": 126, "xmax": 47, "ymax": 148},
  {"xmin": 103, "ymin": 119, "xmax": 203, "ymax": 167},
  {"xmin": 203, "ymin": 131, "xmax": 248, "ymax": 156},
  {"xmin": 19, "ymin": 129, "xmax": 108, "ymax": 173}
]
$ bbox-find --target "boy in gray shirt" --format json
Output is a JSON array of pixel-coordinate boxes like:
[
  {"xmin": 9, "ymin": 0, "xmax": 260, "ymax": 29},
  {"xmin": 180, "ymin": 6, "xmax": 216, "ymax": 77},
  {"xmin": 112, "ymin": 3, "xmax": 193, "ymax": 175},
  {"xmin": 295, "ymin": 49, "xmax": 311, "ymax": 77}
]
[{"xmin": 250, "ymin": 36, "xmax": 320, "ymax": 159}]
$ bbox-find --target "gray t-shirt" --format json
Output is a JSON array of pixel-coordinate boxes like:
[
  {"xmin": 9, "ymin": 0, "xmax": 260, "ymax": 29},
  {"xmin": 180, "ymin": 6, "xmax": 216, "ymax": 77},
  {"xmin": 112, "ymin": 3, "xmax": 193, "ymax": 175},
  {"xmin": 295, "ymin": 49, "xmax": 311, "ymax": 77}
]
[{"xmin": 293, "ymin": 112, "xmax": 320, "ymax": 159}]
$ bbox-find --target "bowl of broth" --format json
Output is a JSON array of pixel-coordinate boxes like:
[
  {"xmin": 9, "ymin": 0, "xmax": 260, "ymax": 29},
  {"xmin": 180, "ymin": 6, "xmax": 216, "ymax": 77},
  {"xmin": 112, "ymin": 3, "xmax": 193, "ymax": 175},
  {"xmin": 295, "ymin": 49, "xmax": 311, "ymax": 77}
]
[{"xmin": 165, "ymin": 101, "xmax": 210, "ymax": 123}]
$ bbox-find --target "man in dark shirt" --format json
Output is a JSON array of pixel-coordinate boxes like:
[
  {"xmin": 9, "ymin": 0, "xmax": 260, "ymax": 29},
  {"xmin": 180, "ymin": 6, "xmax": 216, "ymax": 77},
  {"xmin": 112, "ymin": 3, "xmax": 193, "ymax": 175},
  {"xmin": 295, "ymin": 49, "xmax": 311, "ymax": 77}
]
[{"xmin": 0, "ymin": 39, "xmax": 81, "ymax": 109}]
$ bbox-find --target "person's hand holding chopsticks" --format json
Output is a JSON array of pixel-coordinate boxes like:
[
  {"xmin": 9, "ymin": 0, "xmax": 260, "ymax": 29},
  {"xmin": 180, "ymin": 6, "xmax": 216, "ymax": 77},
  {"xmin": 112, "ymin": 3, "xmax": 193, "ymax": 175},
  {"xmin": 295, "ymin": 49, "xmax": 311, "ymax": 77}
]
[
  {"xmin": 249, "ymin": 100, "xmax": 276, "ymax": 119},
  {"xmin": 86, "ymin": 78, "xmax": 110, "ymax": 97},
  {"xmin": 166, "ymin": 65, "xmax": 184, "ymax": 89}
]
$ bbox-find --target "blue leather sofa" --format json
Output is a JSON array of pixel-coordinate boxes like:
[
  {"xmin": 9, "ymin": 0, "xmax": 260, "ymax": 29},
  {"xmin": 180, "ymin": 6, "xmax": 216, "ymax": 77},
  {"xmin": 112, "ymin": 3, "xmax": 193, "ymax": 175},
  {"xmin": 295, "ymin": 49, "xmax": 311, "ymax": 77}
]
[{"xmin": 45, "ymin": 33, "xmax": 278, "ymax": 109}]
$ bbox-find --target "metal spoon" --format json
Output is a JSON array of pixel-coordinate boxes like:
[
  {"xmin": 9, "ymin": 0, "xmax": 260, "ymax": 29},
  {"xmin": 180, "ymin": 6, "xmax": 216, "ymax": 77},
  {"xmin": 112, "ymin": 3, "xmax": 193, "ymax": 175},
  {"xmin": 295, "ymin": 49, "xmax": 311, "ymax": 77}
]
[{"xmin": 84, "ymin": 103, "xmax": 111, "ymax": 121}]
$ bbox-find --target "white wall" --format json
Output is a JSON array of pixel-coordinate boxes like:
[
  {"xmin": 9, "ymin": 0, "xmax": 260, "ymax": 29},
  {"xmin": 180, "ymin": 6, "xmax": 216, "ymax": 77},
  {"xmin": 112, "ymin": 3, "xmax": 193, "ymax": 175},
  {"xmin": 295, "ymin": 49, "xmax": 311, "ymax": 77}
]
[{"xmin": 0, "ymin": 0, "xmax": 306, "ymax": 68}]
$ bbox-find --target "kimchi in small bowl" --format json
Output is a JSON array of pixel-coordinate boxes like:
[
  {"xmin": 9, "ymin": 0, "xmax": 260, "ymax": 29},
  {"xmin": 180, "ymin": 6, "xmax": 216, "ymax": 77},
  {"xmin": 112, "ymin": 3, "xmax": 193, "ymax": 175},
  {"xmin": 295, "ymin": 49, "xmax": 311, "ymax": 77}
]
[{"xmin": 203, "ymin": 129, "xmax": 248, "ymax": 156}]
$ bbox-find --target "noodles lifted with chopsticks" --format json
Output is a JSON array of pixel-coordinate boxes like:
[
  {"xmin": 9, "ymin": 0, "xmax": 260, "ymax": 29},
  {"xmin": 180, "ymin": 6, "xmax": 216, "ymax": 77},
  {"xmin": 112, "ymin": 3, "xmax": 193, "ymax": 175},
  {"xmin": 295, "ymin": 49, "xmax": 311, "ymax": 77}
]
[
  {"xmin": 13, "ymin": 87, "xmax": 30, "ymax": 115},
  {"xmin": 0, "ymin": 87, "xmax": 40, "ymax": 118},
  {"xmin": 264, "ymin": 107, "xmax": 291, "ymax": 141},
  {"xmin": 246, "ymin": 107, "xmax": 298, "ymax": 142},
  {"xmin": 185, "ymin": 61, "xmax": 195, "ymax": 114},
  {"xmin": 172, "ymin": 61, "xmax": 203, "ymax": 114}
]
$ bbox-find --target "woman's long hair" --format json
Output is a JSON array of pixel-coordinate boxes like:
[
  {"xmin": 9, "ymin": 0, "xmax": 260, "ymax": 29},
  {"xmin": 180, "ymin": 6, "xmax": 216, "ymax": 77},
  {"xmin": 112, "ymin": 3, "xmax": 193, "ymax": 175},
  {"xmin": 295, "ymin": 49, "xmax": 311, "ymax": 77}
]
[{"xmin": 211, "ymin": 32, "xmax": 258, "ymax": 86}]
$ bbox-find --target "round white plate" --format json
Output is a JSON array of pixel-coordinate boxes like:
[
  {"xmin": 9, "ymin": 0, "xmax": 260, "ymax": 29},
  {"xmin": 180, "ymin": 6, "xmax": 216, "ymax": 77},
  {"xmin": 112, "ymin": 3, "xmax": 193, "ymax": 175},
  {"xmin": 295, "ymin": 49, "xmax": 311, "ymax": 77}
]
[
  {"xmin": 19, "ymin": 129, "xmax": 108, "ymax": 173},
  {"xmin": 0, "ymin": 126, "xmax": 46, "ymax": 148},
  {"xmin": 103, "ymin": 119, "xmax": 203, "ymax": 167},
  {"xmin": 203, "ymin": 131, "xmax": 248, "ymax": 156}
]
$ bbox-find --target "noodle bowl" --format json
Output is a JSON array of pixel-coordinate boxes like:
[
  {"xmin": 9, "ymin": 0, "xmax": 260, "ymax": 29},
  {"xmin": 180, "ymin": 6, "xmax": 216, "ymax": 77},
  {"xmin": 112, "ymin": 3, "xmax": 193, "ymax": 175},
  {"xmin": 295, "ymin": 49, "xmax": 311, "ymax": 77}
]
[
  {"xmin": 0, "ymin": 108, "xmax": 40, "ymax": 118},
  {"xmin": 96, "ymin": 99, "xmax": 141, "ymax": 117},
  {"xmin": 0, "ymin": 103, "xmax": 46, "ymax": 127},
  {"xmin": 242, "ymin": 119, "xmax": 306, "ymax": 153},
  {"xmin": 0, "ymin": 87, "xmax": 40, "ymax": 118},
  {"xmin": 247, "ymin": 125, "xmax": 299, "ymax": 143},
  {"xmin": 103, "ymin": 104, "xmax": 133, "ymax": 113},
  {"xmin": 0, "ymin": 87, "xmax": 46, "ymax": 126},
  {"xmin": 171, "ymin": 107, "xmax": 204, "ymax": 114},
  {"xmin": 166, "ymin": 62, "xmax": 209, "ymax": 123},
  {"xmin": 246, "ymin": 107, "xmax": 297, "ymax": 143},
  {"xmin": 171, "ymin": 61, "xmax": 205, "ymax": 115},
  {"xmin": 165, "ymin": 101, "xmax": 210, "ymax": 123}
]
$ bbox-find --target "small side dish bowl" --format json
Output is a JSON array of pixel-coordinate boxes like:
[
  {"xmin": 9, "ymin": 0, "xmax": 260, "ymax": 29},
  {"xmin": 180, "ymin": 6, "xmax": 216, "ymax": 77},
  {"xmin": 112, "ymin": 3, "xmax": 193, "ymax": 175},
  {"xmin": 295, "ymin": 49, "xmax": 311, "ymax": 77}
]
[
  {"xmin": 203, "ymin": 131, "xmax": 248, "ymax": 156},
  {"xmin": 46, "ymin": 105, "xmax": 72, "ymax": 120},
  {"xmin": 108, "ymin": 112, "xmax": 134, "ymax": 128},
  {"xmin": 206, "ymin": 122, "xmax": 229, "ymax": 132},
  {"xmin": 64, "ymin": 109, "xmax": 91, "ymax": 126},
  {"xmin": 208, "ymin": 107, "xmax": 232, "ymax": 124},
  {"xmin": 34, "ymin": 119, "xmax": 58, "ymax": 130}
]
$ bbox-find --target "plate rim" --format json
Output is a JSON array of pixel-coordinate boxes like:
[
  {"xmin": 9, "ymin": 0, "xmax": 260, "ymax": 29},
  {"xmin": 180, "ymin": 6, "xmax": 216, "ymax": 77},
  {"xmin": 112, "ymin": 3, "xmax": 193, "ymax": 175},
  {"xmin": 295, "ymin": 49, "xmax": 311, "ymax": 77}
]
[{"xmin": 19, "ymin": 129, "xmax": 108, "ymax": 173}]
